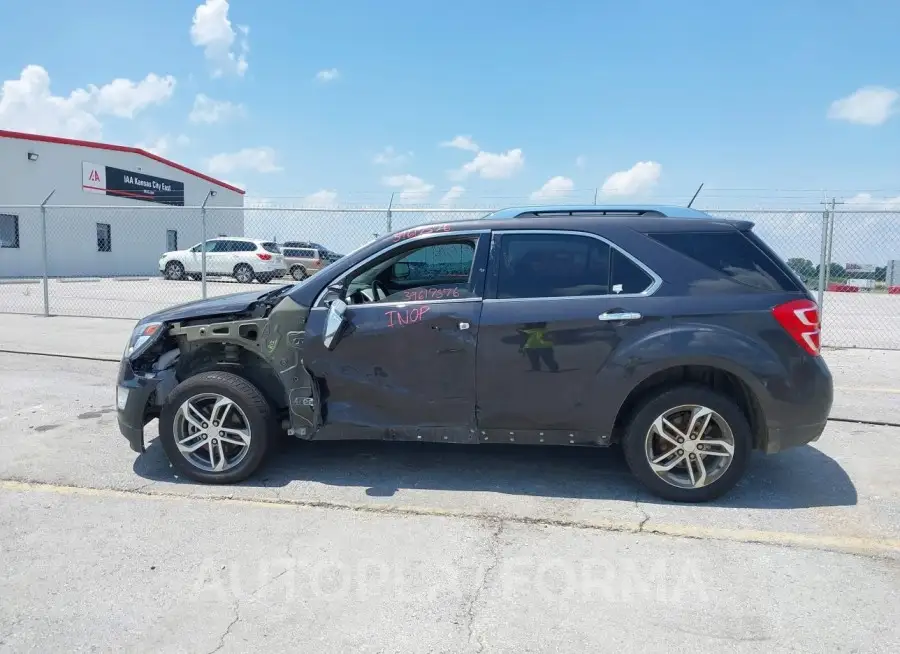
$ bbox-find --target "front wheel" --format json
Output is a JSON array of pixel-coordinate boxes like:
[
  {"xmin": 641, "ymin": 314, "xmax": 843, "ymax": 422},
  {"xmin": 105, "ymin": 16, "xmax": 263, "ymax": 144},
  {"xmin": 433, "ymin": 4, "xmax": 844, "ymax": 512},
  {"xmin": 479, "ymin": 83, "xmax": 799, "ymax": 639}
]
[
  {"xmin": 621, "ymin": 385, "xmax": 752, "ymax": 503},
  {"xmin": 164, "ymin": 261, "xmax": 185, "ymax": 280},
  {"xmin": 158, "ymin": 371, "xmax": 275, "ymax": 484}
]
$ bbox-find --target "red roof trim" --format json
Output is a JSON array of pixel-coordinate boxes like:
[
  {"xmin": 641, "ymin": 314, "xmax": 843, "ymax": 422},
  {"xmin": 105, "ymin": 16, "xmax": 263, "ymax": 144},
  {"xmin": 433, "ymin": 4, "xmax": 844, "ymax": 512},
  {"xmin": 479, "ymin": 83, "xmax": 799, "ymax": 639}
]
[{"xmin": 0, "ymin": 129, "xmax": 245, "ymax": 195}]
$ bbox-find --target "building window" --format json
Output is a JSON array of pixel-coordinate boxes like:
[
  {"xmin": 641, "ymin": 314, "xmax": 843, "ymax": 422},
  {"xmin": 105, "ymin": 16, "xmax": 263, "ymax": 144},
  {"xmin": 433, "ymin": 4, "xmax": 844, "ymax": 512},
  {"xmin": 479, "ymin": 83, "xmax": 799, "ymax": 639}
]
[
  {"xmin": 0, "ymin": 214, "xmax": 19, "ymax": 249},
  {"xmin": 97, "ymin": 223, "xmax": 112, "ymax": 252},
  {"xmin": 166, "ymin": 229, "xmax": 178, "ymax": 252}
]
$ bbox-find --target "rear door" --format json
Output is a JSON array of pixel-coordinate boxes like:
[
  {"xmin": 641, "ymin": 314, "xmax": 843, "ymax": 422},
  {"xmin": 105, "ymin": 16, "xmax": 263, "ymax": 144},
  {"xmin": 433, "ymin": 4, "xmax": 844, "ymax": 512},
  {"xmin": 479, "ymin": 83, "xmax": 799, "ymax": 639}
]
[
  {"xmin": 301, "ymin": 229, "xmax": 490, "ymax": 441},
  {"xmin": 475, "ymin": 229, "xmax": 665, "ymax": 444}
]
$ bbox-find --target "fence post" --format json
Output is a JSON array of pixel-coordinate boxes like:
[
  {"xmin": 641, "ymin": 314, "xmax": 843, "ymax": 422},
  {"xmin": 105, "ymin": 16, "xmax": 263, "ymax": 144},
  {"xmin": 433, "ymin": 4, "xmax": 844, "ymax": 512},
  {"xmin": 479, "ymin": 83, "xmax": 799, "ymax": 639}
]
[
  {"xmin": 39, "ymin": 190, "xmax": 56, "ymax": 317},
  {"xmin": 816, "ymin": 208, "xmax": 828, "ymax": 315},
  {"xmin": 201, "ymin": 191, "xmax": 212, "ymax": 300},
  {"xmin": 386, "ymin": 192, "xmax": 395, "ymax": 234}
]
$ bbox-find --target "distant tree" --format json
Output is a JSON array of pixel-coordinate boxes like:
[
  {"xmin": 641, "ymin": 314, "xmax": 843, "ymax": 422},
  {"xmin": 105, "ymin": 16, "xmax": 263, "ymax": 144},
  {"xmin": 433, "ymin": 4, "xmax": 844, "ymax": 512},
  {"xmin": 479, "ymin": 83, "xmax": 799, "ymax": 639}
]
[
  {"xmin": 787, "ymin": 257, "xmax": 816, "ymax": 278},
  {"xmin": 813, "ymin": 263, "xmax": 847, "ymax": 280}
]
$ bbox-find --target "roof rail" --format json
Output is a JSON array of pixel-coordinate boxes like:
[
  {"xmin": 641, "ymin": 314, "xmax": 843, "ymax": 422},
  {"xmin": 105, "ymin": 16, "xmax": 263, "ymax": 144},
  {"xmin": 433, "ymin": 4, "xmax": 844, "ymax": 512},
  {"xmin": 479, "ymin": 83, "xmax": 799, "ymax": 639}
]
[{"xmin": 483, "ymin": 204, "xmax": 714, "ymax": 220}]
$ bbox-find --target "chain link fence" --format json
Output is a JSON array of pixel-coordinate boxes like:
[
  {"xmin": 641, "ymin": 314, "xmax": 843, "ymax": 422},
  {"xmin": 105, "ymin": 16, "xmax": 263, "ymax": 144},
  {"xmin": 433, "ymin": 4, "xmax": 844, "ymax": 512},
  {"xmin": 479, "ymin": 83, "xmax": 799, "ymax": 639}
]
[{"xmin": 1, "ymin": 203, "xmax": 898, "ymax": 349}]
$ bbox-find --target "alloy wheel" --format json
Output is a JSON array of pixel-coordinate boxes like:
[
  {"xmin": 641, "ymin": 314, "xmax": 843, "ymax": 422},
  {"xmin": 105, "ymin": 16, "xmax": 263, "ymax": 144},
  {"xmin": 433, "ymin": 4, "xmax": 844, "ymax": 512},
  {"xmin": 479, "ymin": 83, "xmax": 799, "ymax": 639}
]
[
  {"xmin": 173, "ymin": 393, "xmax": 252, "ymax": 472},
  {"xmin": 644, "ymin": 404, "xmax": 736, "ymax": 489}
]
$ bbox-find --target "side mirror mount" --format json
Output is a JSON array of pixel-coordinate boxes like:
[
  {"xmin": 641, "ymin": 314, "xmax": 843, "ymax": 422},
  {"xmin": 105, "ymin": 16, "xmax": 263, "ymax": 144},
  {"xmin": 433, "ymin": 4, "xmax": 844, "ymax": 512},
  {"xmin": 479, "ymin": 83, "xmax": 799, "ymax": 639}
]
[
  {"xmin": 323, "ymin": 298, "xmax": 348, "ymax": 350},
  {"xmin": 322, "ymin": 281, "xmax": 345, "ymax": 307},
  {"xmin": 393, "ymin": 262, "xmax": 410, "ymax": 279}
]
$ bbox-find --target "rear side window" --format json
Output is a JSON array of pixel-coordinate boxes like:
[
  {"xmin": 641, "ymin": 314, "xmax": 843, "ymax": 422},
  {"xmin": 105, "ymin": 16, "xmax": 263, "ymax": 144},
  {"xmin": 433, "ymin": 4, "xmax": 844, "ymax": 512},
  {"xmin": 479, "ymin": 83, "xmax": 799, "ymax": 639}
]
[
  {"xmin": 261, "ymin": 242, "xmax": 281, "ymax": 253},
  {"xmin": 497, "ymin": 233, "xmax": 611, "ymax": 299},
  {"xmin": 648, "ymin": 231, "xmax": 799, "ymax": 292}
]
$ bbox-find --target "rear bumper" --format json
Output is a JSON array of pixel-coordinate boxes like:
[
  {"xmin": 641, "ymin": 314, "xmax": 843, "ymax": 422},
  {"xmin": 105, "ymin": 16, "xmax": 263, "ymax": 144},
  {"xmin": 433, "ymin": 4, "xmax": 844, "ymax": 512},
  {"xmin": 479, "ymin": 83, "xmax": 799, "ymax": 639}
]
[{"xmin": 762, "ymin": 355, "xmax": 833, "ymax": 454}]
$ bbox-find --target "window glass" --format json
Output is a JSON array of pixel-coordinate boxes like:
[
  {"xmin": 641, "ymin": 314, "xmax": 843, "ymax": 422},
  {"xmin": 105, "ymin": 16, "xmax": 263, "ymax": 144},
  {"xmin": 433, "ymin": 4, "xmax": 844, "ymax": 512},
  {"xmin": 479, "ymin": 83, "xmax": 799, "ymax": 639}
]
[
  {"xmin": 166, "ymin": 229, "xmax": 178, "ymax": 252},
  {"xmin": 261, "ymin": 242, "xmax": 281, "ymax": 254},
  {"xmin": 0, "ymin": 214, "xmax": 19, "ymax": 249},
  {"xmin": 610, "ymin": 249, "xmax": 654, "ymax": 294},
  {"xmin": 497, "ymin": 233, "xmax": 610, "ymax": 299},
  {"xmin": 238, "ymin": 242, "xmax": 257, "ymax": 252},
  {"xmin": 96, "ymin": 223, "xmax": 111, "ymax": 252},
  {"xmin": 648, "ymin": 231, "xmax": 798, "ymax": 292},
  {"xmin": 343, "ymin": 238, "xmax": 478, "ymax": 305}
]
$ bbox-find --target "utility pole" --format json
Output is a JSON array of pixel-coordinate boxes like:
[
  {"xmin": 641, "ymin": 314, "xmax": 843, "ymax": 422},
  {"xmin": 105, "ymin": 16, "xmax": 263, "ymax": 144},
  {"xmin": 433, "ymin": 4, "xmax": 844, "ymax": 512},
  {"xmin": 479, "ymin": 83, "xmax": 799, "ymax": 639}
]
[{"xmin": 818, "ymin": 196, "xmax": 844, "ymax": 321}]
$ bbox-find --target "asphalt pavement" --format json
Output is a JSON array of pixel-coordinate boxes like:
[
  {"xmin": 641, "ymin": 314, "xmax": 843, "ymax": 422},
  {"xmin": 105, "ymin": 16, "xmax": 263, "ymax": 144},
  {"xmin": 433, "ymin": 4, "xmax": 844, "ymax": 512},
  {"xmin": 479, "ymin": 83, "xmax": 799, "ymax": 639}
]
[{"xmin": 0, "ymin": 325, "xmax": 899, "ymax": 652}]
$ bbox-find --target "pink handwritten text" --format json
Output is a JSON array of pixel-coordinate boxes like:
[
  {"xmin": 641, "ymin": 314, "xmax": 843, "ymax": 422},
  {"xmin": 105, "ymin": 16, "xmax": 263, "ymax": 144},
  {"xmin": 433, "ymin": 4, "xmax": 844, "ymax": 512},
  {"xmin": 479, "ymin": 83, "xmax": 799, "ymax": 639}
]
[
  {"xmin": 392, "ymin": 224, "xmax": 452, "ymax": 242},
  {"xmin": 385, "ymin": 305, "xmax": 431, "ymax": 328}
]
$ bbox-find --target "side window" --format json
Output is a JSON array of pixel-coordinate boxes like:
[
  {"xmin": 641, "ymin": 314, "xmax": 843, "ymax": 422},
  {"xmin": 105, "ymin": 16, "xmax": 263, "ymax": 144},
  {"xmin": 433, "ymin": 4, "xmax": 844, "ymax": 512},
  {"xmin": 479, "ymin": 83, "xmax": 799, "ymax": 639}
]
[
  {"xmin": 239, "ymin": 242, "xmax": 257, "ymax": 252},
  {"xmin": 166, "ymin": 229, "xmax": 178, "ymax": 252},
  {"xmin": 496, "ymin": 233, "xmax": 610, "ymax": 299},
  {"xmin": 648, "ymin": 231, "xmax": 797, "ymax": 292},
  {"xmin": 96, "ymin": 223, "xmax": 112, "ymax": 253},
  {"xmin": 610, "ymin": 249, "xmax": 655, "ymax": 294},
  {"xmin": 343, "ymin": 237, "xmax": 478, "ymax": 305},
  {"xmin": 1, "ymin": 214, "xmax": 20, "ymax": 248},
  {"xmin": 202, "ymin": 240, "xmax": 221, "ymax": 252}
]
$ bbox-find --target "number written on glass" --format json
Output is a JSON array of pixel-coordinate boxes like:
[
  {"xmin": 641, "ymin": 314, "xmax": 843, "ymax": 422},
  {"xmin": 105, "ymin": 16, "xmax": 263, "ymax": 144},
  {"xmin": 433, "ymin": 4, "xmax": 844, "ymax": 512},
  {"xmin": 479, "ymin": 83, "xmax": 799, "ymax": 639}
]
[
  {"xmin": 392, "ymin": 224, "xmax": 452, "ymax": 242},
  {"xmin": 403, "ymin": 287, "xmax": 461, "ymax": 301}
]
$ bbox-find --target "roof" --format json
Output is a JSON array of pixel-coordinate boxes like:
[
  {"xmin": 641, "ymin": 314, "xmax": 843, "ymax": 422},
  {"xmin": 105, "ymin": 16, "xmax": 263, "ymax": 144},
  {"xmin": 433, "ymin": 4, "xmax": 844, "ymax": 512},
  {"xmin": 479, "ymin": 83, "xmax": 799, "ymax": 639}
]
[
  {"xmin": 482, "ymin": 204, "xmax": 714, "ymax": 219},
  {"xmin": 0, "ymin": 129, "xmax": 245, "ymax": 195}
]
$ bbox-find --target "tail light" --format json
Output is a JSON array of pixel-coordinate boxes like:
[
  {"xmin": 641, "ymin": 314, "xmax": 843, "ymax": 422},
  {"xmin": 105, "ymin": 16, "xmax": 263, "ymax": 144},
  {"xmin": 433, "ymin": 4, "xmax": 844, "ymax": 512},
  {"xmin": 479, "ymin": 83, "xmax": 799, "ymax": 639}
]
[
  {"xmin": 772, "ymin": 299, "xmax": 820, "ymax": 356},
  {"xmin": 315, "ymin": 258, "xmax": 322, "ymax": 265},
  {"xmin": 257, "ymin": 253, "xmax": 273, "ymax": 261}
]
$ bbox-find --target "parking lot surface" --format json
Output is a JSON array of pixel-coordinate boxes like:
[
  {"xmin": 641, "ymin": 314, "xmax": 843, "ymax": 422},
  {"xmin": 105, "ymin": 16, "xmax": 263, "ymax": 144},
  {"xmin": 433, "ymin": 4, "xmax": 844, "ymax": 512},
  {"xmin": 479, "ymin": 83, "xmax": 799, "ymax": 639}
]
[
  {"xmin": 0, "ymin": 332, "xmax": 899, "ymax": 651},
  {"xmin": 2, "ymin": 276, "xmax": 900, "ymax": 349}
]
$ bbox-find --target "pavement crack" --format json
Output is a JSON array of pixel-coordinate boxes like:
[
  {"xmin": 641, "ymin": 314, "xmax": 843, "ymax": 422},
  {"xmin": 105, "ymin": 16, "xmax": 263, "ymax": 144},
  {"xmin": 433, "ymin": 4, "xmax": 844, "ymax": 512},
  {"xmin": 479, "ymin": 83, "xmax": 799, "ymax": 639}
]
[
  {"xmin": 465, "ymin": 519, "xmax": 505, "ymax": 653},
  {"xmin": 635, "ymin": 493, "xmax": 651, "ymax": 532},
  {"xmin": 205, "ymin": 606, "xmax": 240, "ymax": 654}
]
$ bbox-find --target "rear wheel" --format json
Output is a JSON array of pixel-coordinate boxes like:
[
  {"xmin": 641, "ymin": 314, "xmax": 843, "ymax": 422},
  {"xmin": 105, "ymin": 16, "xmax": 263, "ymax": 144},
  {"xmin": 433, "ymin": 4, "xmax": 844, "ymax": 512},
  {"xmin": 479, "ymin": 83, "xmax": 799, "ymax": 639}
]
[
  {"xmin": 164, "ymin": 261, "xmax": 185, "ymax": 280},
  {"xmin": 291, "ymin": 265, "xmax": 307, "ymax": 281},
  {"xmin": 233, "ymin": 263, "xmax": 255, "ymax": 284},
  {"xmin": 158, "ymin": 371, "xmax": 275, "ymax": 484},
  {"xmin": 621, "ymin": 385, "xmax": 752, "ymax": 503}
]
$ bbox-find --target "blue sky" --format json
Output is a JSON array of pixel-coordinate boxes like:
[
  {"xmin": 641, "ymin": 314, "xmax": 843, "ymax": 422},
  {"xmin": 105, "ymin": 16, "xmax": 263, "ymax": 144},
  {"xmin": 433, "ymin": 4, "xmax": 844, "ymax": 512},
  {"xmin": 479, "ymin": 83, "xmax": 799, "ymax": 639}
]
[{"xmin": 1, "ymin": 0, "xmax": 899, "ymax": 211}]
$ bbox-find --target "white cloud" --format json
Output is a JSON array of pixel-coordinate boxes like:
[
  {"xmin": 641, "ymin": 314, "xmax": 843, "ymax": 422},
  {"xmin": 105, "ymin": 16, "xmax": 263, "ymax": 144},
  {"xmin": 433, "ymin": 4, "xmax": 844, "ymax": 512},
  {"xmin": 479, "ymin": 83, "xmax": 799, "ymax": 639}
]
[
  {"xmin": 575, "ymin": 155, "xmax": 587, "ymax": 168},
  {"xmin": 530, "ymin": 176, "xmax": 575, "ymax": 202},
  {"xmin": 453, "ymin": 148, "xmax": 524, "ymax": 180},
  {"xmin": 383, "ymin": 174, "xmax": 434, "ymax": 203},
  {"xmin": 189, "ymin": 93, "xmax": 246, "ymax": 124},
  {"xmin": 0, "ymin": 65, "xmax": 175, "ymax": 140},
  {"xmin": 828, "ymin": 86, "xmax": 898, "ymax": 126},
  {"xmin": 844, "ymin": 192, "xmax": 900, "ymax": 210},
  {"xmin": 304, "ymin": 189, "xmax": 338, "ymax": 206},
  {"xmin": 191, "ymin": 0, "xmax": 249, "ymax": 78},
  {"xmin": 439, "ymin": 185, "xmax": 466, "ymax": 206},
  {"xmin": 373, "ymin": 145, "xmax": 412, "ymax": 166},
  {"xmin": 206, "ymin": 147, "xmax": 282, "ymax": 175},
  {"xmin": 440, "ymin": 135, "xmax": 480, "ymax": 152},
  {"xmin": 316, "ymin": 68, "xmax": 340, "ymax": 82},
  {"xmin": 92, "ymin": 74, "xmax": 176, "ymax": 118},
  {"xmin": 136, "ymin": 134, "xmax": 189, "ymax": 157},
  {"xmin": 601, "ymin": 161, "xmax": 662, "ymax": 196}
]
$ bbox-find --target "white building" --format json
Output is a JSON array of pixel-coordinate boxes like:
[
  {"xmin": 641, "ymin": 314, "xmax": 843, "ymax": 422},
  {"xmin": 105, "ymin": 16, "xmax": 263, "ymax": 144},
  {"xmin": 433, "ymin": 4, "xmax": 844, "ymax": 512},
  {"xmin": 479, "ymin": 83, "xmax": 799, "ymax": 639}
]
[{"xmin": 0, "ymin": 130, "xmax": 244, "ymax": 278}]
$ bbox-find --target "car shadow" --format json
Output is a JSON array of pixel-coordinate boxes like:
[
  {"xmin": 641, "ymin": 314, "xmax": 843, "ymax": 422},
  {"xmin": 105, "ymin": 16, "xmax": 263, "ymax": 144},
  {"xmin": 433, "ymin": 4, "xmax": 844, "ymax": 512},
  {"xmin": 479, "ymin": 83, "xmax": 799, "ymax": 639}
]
[{"xmin": 132, "ymin": 436, "xmax": 857, "ymax": 510}]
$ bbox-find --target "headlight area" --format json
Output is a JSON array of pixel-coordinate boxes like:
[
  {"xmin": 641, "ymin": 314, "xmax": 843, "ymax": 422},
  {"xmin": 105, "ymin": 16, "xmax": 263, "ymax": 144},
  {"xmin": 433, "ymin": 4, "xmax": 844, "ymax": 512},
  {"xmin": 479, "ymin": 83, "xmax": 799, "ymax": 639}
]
[
  {"xmin": 127, "ymin": 322, "xmax": 164, "ymax": 358},
  {"xmin": 125, "ymin": 321, "xmax": 181, "ymax": 375}
]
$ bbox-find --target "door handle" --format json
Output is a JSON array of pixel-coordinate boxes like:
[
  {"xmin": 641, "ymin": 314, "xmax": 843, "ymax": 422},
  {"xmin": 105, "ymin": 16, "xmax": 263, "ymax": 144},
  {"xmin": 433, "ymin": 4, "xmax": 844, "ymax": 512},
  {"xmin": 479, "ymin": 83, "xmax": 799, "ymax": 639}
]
[{"xmin": 598, "ymin": 311, "xmax": 642, "ymax": 322}]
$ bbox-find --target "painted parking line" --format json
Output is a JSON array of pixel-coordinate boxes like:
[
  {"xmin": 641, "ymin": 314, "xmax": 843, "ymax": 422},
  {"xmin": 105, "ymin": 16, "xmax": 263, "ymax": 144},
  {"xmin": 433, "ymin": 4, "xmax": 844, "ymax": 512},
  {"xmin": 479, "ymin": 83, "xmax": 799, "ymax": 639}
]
[{"xmin": 2, "ymin": 479, "xmax": 898, "ymax": 560}]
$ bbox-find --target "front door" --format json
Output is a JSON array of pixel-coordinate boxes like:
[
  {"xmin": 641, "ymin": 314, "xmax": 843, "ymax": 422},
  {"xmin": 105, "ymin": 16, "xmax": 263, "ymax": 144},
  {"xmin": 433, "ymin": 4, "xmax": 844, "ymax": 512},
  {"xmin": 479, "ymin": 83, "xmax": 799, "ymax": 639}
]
[
  {"xmin": 302, "ymin": 231, "xmax": 490, "ymax": 442},
  {"xmin": 475, "ymin": 230, "xmax": 665, "ymax": 444}
]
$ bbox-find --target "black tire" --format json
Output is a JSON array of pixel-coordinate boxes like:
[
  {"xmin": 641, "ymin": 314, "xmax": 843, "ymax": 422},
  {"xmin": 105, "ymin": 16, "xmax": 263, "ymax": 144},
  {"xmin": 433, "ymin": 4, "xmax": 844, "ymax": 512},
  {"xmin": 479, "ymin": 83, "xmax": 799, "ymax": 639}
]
[
  {"xmin": 164, "ymin": 261, "xmax": 185, "ymax": 281},
  {"xmin": 621, "ymin": 385, "xmax": 752, "ymax": 503},
  {"xmin": 233, "ymin": 263, "xmax": 255, "ymax": 284},
  {"xmin": 158, "ymin": 371, "xmax": 276, "ymax": 484},
  {"xmin": 291, "ymin": 265, "xmax": 307, "ymax": 281}
]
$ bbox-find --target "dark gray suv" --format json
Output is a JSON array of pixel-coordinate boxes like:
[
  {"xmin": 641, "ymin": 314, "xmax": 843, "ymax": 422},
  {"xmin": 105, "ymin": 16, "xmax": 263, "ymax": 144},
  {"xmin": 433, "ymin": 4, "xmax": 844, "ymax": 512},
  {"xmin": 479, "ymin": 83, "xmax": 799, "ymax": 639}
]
[{"xmin": 116, "ymin": 205, "xmax": 833, "ymax": 502}]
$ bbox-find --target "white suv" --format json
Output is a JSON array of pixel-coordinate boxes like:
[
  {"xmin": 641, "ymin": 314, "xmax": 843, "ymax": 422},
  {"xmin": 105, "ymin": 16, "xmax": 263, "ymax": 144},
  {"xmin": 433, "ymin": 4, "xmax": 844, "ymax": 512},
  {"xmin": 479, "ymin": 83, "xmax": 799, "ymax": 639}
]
[{"xmin": 159, "ymin": 238, "xmax": 286, "ymax": 284}]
